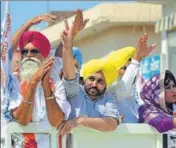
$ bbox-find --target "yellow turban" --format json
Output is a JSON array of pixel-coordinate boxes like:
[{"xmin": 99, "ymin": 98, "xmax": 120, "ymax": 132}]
[
  {"xmin": 106, "ymin": 46, "xmax": 136, "ymax": 71},
  {"xmin": 81, "ymin": 46, "xmax": 136, "ymax": 87},
  {"xmin": 80, "ymin": 59, "xmax": 118, "ymax": 87}
]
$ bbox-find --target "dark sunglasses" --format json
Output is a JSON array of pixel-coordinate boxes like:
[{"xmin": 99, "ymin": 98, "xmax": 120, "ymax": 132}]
[{"xmin": 21, "ymin": 49, "xmax": 40, "ymax": 56}]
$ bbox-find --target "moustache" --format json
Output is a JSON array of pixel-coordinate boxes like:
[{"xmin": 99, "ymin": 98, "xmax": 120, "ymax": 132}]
[
  {"xmin": 21, "ymin": 57, "xmax": 42, "ymax": 65},
  {"xmin": 88, "ymin": 87, "xmax": 99, "ymax": 92}
]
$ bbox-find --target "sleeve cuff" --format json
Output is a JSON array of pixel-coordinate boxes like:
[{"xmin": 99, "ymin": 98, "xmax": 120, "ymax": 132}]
[{"xmin": 131, "ymin": 59, "xmax": 140, "ymax": 66}]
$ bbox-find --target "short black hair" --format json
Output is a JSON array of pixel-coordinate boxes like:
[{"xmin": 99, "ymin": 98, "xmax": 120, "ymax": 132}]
[{"xmin": 164, "ymin": 70, "xmax": 176, "ymax": 87}]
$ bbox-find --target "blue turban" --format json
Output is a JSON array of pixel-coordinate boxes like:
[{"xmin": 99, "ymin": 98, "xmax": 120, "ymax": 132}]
[{"xmin": 72, "ymin": 47, "xmax": 83, "ymax": 67}]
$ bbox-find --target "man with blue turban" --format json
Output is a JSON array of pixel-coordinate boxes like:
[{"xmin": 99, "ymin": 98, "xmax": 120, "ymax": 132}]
[{"xmin": 54, "ymin": 43, "xmax": 83, "ymax": 84}]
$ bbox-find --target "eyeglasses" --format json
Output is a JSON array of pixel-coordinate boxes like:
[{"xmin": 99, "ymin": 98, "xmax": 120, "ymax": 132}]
[
  {"xmin": 21, "ymin": 49, "xmax": 40, "ymax": 56},
  {"xmin": 165, "ymin": 84, "xmax": 176, "ymax": 90}
]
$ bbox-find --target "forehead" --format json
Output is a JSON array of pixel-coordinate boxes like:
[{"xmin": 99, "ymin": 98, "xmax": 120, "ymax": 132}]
[
  {"xmin": 23, "ymin": 42, "xmax": 37, "ymax": 49},
  {"xmin": 89, "ymin": 71, "xmax": 105, "ymax": 80}
]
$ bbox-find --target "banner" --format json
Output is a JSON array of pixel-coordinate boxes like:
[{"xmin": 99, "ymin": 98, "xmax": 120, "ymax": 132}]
[
  {"xmin": 1, "ymin": 1, "xmax": 12, "ymax": 89},
  {"xmin": 140, "ymin": 55, "xmax": 160, "ymax": 81},
  {"xmin": 135, "ymin": 55, "xmax": 160, "ymax": 102}
]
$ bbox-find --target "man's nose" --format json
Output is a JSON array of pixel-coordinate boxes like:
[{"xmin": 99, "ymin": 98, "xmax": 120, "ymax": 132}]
[
  {"xmin": 26, "ymin": 51, "xmax": 32, "ymax": 57},
  {"xmin": 92, "ymin": 80, "xmax": 98, "ymax": 87}
]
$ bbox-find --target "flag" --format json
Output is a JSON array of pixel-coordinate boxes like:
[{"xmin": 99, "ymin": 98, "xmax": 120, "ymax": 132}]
[
  {"xmin": 1, "ymin": 1, "xmax": 12, "ymax": 90},
  {"xmin": 1, "ymin": 1, "xmax": 14, "ymax": 145},
  {"xmin": 1, "ymin": 1, "xmax": 14, "ymax": 117}
]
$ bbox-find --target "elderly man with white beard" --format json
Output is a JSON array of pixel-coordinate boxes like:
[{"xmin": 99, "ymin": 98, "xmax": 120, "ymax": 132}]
[{"xmin": 3, "ymin": 30, "xmax": 71, "ymax": 148}]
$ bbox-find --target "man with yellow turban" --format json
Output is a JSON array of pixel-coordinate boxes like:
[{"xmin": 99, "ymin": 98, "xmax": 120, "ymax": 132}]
[{"xmin": 59, "ymin": 13, "xmax": 120, "ymax": 136}]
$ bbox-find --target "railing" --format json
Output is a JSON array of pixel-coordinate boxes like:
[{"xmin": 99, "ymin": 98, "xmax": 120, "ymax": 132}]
[{"xmin": 4, "ymin": 122, "xmax": 163, "ymax": 148}]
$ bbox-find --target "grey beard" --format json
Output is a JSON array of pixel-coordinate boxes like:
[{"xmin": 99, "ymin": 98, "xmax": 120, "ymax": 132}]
[{"xmin": 20, "ymin": 57, "xmax": 43, "ymax": 81}]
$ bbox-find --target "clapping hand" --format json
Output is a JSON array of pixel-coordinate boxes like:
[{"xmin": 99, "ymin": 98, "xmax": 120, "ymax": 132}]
[{"xmin": 31, "ymin": 57, "xmax": 54, "ymax": 84}]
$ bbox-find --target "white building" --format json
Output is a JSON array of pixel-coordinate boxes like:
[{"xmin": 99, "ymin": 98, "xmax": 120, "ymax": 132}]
[
  {"xmin": 140, "ymin": 0, "xmax": 176, "ymax": 75},
  {"xmin": 40, "ymin": 2, "xmax": 162, "ymax": 62}
]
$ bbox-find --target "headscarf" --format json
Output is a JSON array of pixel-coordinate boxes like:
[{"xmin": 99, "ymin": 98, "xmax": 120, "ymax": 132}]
[
  {"xmin": 139, "ymin": 70, "xmax": 176, "ymax": 123},
  {"xmin": 18, "ymin": 31, "xmax": 51, "ymax": 58}
]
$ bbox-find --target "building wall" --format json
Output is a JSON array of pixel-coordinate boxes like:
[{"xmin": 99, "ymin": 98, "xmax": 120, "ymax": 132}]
[
  {"xmin": 74, "ymin": 25, "xmax": 161, "ymax": 63},
  {"xmin": 160, "ymin": 3, "xmax": 176, "ymax": 74},
  {"xmin": 168, "ymin": 30, "xmax": 176, "ymax": 75},
  {"xmin": 162, "ymin": 3, "xmax": 176, "ymax": 16}
]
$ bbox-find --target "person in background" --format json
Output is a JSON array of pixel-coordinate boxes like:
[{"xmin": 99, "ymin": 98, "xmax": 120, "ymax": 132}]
[
  {"xmin": 54, "ymin": 43, "xmax": 83, "ymax": 80},
  {"xmin": 115, "ymin": 33, "xmax": 157, "ymax": 123},
  {"xmin": 1, "ymin": 67, "xmax": 20, "ymax": 148},
  {"xmin": 11, "ymin": 50, "xmax": 21, "ymax": 80},
  {"xmin": 139, "ymin": 70, "xmax": 176, "ymax": 133},
  {"xmin": 54, "ymin": 9, "xmax": 88, "ymax": 81}
]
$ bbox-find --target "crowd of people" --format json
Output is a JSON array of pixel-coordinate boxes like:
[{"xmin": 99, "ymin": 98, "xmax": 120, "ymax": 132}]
[{"xmin": 1, "ymin": 9, "xmax": 176, "ymax": 148}]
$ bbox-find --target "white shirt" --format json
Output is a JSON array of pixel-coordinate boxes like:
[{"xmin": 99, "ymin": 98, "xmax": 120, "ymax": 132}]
[
  {"xmin": 3, "ymin": 69, "xmax": 71, "ymax": 148},
  {"xmin": 116, "ymin": 59, "xmax": 144, "ymax": 123}
]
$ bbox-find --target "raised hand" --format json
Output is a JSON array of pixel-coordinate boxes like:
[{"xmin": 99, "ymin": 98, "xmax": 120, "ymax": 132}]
[
  {"xmin": 60, "ymin": 30, "xmax": 73, "ymax": 52},
  {"xmin": 31, "ymin": 57, "xmax": 54, "ymax": 83},
  {"xmin": 30, "ymin": 14, "xmax": 57, "ymax": 25},
  {"xmin": 134, "ymin": 33, "xmax": 157, "ymax": 61},
  {"xmin": 42, "ymin": 57, "xmax": 55, "ymax": 86},
  {"xmin": 64, "ymin": 9, "xmax": 89, "ymax": 39}
]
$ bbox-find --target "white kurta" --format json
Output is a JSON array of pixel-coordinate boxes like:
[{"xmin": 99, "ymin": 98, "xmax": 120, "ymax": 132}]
[
  {"xmin": 3, "ymin": 67, "xmax": 71, "ymax": 148},
  {"xmin": 116, "ymin": 59, "xmax": 144, "ymax": 123}
]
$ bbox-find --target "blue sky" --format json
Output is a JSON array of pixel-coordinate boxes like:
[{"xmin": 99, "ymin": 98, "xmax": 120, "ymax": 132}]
[
  {"xmin": 1, "ymin": 1, "xmax": 134, "ymax": 34},
  {"xmin": 1, "ymin": 1, "xmax": 126, "ymax": 34}
]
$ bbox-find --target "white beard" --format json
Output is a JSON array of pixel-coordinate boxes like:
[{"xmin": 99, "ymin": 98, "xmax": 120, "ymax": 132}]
[{"xmin": 20, "ymin": 57, "xmax": 42, "ymax": 81}]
